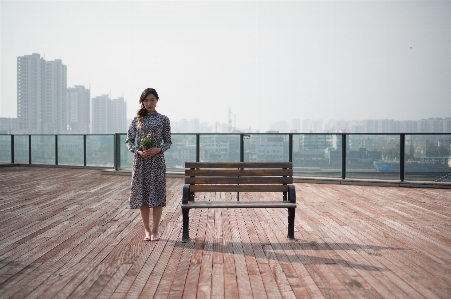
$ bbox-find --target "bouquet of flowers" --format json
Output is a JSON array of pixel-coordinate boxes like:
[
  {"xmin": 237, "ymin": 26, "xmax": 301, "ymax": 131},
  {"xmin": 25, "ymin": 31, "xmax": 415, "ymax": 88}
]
[{"xmin": 140, "ymin": 133, "xmax": 154, "ymax": 149}]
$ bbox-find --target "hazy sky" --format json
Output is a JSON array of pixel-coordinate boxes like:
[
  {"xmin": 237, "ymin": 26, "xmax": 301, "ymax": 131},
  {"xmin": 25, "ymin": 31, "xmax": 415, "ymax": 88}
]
[{"xmin": 1, "ymin": 0, "xmax": 450, "ymax": 131}]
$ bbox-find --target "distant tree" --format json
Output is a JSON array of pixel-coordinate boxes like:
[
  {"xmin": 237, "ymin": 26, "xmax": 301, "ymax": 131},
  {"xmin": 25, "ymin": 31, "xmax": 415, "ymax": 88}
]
[{"xmin": 426, "ymin": 143, "xmax": 450, "ymax": 157}]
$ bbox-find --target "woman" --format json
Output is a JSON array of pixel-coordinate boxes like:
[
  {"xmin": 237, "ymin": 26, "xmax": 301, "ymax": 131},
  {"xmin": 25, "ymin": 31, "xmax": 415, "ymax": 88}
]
[{"xmin": 125, "ymin": 88, "xmax": 172, "ymax": 241}]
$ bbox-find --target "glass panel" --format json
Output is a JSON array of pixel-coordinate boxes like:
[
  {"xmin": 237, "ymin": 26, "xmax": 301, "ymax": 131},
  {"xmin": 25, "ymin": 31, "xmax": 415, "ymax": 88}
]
[
  {"xmin": 119, "ymin": 133, "xmax": 135, "ymax": 169},
  {"xmin": 347, "ymin": 134, "xmax": 400, "ymax": 180},
  {"xmin": 31, "ymin": 135, "xmax": 55, "ymax": 164},
  {"xmin": 86, "ymin": 135, "xmax": 114, "ymax": 167},
  {"xmin": 14, "ymin": 135, "xmax": 29, "ymax": 163},
  {"xmin": 0, "ymin": 135, "xmax": 11, "ymax": 163},
  {"xmin": 243, "ymin": 134, "xmax": 289, "ymax": 162},
  {"xmin": 164, "ymin": 134, "xmax": 197, "ymax": 171},
  {"xmin": 405, "ymin": 134, "xmax": 451, "ymax": 182},
  {"xmin": 293, "ymin": 134, "xmax": 342, "ymax": 178},
  {"xmin": 200, "ymin": 134, "xmax": 240, "ymax": 162},
  {"xmin": 57, "ymin": 135, "xmax": 84, "ymax": 166}
]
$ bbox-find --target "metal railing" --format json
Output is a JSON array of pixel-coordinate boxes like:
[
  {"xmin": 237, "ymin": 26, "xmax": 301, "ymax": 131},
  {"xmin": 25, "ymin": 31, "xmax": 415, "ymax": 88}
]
[{"xmin": 1, "ymin": 133, "xmax": 450, "ymax": 182}]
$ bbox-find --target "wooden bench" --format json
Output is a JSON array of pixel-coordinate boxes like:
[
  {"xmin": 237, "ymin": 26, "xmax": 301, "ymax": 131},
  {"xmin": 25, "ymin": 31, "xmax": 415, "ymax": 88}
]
[{"xmin": 181, "ymin": 162, "xmax": 296, "ymax": 242}]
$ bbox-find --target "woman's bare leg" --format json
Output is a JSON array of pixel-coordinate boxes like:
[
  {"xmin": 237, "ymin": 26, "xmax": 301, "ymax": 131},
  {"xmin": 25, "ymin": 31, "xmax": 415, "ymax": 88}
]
[
  {"xmin": 151, "ymin": 206, "xmax": 163, "ymax": 240},
  {"xmin": 140, "ymin": 205, "xmax": 151, "ymax": 240}
]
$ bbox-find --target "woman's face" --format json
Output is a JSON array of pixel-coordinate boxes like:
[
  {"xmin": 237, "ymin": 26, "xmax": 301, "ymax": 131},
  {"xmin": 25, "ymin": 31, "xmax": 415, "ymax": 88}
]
[{"xmin": 142, "ymin": 94, "xmax": 158, "ymax": 112}]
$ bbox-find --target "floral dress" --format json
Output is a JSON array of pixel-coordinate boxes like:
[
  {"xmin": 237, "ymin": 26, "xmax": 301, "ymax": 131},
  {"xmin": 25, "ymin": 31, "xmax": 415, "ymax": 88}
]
[{"xmin": 125, "ymin": 111, "xmax": 172, "ymax": 209}]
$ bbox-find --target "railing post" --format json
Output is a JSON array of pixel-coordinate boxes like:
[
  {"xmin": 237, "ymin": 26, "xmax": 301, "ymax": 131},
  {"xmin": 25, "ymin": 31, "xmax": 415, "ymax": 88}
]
[
  {"xmin": 342, "ymin": 134, "xmax": 346, "ymax": 179},
  {"xmin": 28, "ymin": 135, "xmax": 31, "ymax": 164},
  {"xmin": 11, "ymin": 135, "xmax": 14, "ymax": 164},
  {"xmin": 55, "ymin": 135, "xmax": 58, "ymax": 166},
  {"xmin": 288, "ymin": 133, "xmax": 293, "ymax": 162},
  {"xmin": 196, "ymin": 134, "xmax": 200, "ymax": 162},
  {"xmin": 240, "ymin": 133, "xmax": 244, "ymax": 162},
  {"xmin": 114, "ymin": 133, "xmax": 119, "ymax": 170},
  {"xmin": 83, "ymin": 134, "xmax": 87, "ymax": 167},
  {"xmin": 400, "ymin": 134, "xmax": 405, "ymax": 182}
]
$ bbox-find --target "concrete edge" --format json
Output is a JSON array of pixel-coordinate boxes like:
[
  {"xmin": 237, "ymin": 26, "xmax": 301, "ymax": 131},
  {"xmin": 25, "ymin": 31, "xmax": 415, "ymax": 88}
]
[{"xmin": 3, "ymin": 164, "xmax": 449, "ymax": 189}]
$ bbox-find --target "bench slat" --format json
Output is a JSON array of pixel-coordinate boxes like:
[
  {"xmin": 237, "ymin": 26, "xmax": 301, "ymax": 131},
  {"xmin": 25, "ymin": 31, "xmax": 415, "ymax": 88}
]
[
  {"xmin": 185, "ymin": 177, "xmax": 293, "ymax": 184},
  {"xmin": 181, "ymin": 201, "xmax": 296, "ymax": 209},
  {"xmin": 189, "ymin": 185, "xmax": 289, "ymax": 192},
  {"xmin": 185, "ymin": 162, "xmax": 293, "ymax": 168},
  {"xmin": 185, "ymin": 169, "xmax": 292, "ymax": 177}
]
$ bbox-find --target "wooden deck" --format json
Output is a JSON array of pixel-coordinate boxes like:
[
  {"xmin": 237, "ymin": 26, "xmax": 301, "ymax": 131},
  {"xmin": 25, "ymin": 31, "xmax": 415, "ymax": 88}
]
[{"xmin": 0, "ymin": 167, "xmax": 450, "ymax": 299}]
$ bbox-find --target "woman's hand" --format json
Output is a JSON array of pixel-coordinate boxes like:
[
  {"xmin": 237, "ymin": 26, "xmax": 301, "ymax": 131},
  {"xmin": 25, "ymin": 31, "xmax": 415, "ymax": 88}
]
[
  {"xmin": 138, "ymin": 150, "xmax": 146, "ymax": 159},
  {"xmin": 140, "ymin": 148, "xmax": 161, "ymax": 159}
]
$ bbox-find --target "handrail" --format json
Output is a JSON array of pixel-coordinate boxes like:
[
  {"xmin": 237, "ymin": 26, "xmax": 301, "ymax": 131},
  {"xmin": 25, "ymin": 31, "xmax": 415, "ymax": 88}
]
[{"xmin": 1, "ymin": 133, "xmax": 450, "ymax": 182}]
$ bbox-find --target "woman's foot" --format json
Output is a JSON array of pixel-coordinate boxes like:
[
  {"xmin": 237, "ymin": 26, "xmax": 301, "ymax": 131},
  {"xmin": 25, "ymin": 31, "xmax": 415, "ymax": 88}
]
[
  {"xmin": 150, "ymin": 234, "xmax": 159, "ymax": 241},
  {"xmin": 143, "ymin": 232, "xmax": 151, "ymax": 241}
]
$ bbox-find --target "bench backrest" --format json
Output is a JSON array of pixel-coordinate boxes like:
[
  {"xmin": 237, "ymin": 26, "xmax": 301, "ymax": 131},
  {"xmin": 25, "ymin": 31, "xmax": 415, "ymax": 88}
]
[{"xmin": 185, "ymin": 162, "xmax": 293, "ymax": 192}]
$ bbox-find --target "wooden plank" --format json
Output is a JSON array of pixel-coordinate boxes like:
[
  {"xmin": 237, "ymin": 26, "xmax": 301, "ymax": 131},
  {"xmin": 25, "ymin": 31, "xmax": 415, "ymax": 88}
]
[
  {"xmin": 152, "ymin": 232, "xmax": 186, "ymax": 298},
  {"xmin": 181, "ymin": 241, "xmax": 203, "ymax": 299},
  {"xmin": 189, "ymin": 185, "xmax": 289, "ymax": 193},
  {"xmin": 185, "ymin": 169, "xmax": 292, "ymax": 177},
  {"xmin": 34, "ymin": 213, "xmax": 141, "ymax": 299},
  {"xmin": 1, "ymin": 178, "xmax": 134, "ymax": 299},
  {"xmin": 162, "ymin": 180, "xmax": 194, "ymax": 298},
  {"xmin": 7, "ymin": 214, "xmax": 136, "ymax": 299},
  {"xmin": 251, "ymin": 192, "xmax": 318, "ymax": 299},
  {"xmin": 196, "ymin": 209, "xmax": 215, "ymax": 299},
  {"xmin": 243, "ymin": 195, "xmax": 285, "ymax": 299},
  {"xmin": 109, "ymin": 183, "xmax": 182, "ymax": 297},
  {"xmin": 221, "ymin": 208, "xmax": 239, "ymax": 299},
  {"xmin": 328, "ymin": 186, "xmax": 446, "ymax": 298},
  {"xmin": 185, "ymin": 162, "xmax": 293, "ymax": 168},
  {"xmin": 227, "ymin": 207, "xmax": 254, "ymax": 298},
  {"xmin": 256, "ymin": 194, "xmax": 336, "ymax": 298},
  {"xmin": 127, "ymin": 215, "xmax": 184, "ymax": 299},
  {"xmin": 185, "ymin": 177, "xmax": 293, "ymax": 184},
  {"xmin": 182, "ymin": 201, "xmax": 296, "ymax": 209},
  {"xmin": 211, "ymin": 263, "xmax": 225, "ymax": 299},
  {"xmin": 234, "ymin": 208, "xmax": 269, "ymax": 299},
  {"xmin": 2, "ymin": 168, "xmax": 451, "ymax": 299},
  {"xmin": 309, "ymin": 210, "xmax": 416, "ymax": 299},
  {"xmin": 297, "ymin": 184, "xmax": 433, "ymax": 299},
  {"xmin": 167, "ymin": 242, "xmax": 195, "ymax": 298}
]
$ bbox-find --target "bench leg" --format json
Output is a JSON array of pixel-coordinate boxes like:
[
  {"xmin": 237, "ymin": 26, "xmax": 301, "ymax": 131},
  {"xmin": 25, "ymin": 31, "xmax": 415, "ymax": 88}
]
[
  {"xmin": 288, "ymin": 207, "xmax": 295, "ymax": 240},
  {"xmin": 182, "ymin": 208, "xmax": 190, "ymax": 242}
]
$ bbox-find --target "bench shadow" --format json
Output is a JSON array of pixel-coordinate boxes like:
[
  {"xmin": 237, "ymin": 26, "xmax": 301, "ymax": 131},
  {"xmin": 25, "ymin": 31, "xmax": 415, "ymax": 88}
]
[{"xmin": 171, "ymin": 240, "xmax": 403, "ymax": 272}]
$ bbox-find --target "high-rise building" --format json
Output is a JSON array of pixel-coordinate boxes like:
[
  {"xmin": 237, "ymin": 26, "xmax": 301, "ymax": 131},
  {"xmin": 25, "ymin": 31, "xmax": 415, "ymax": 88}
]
[
  {"xmin": 291, "ymin": 119, "xmax": 300, "ymax": 133},
  {"xmin": 302, "ymin": 119, "xmax": 323, "ymax": 133},
  {"xmin": 190, "ymin": 118, "xmax": 200, "ymax": 133},
  {"xmin": 17, "ymin": 53, "xmax": 67, "ymax": 134},
  {"xmin": 110, "ymin": 97, "xmax": 127, "ymax": 133},
  {"xmin": 0, "ymin": 118, "xmax": 17, "ymax": 134},
  {"xmin": 17, "ymin": 53, "xmax": 44, "ymax": 134},
  {"xmin": 66, "ymin": 85, "xmax": 90, "ymax": 134},
  {"xmin": 270, "ymin": 120, "xmax": 290, "ymax": 133},
  {"xmin": 43, "ymin": 59, "xmax": 67, "ymax": 133},
  {"xmin": 92, "ymin": 95, "xmax": 127, "ymax": 134},
  {"xmin": 92, "ymin": 94, "xmax": 110, "ymax": 134}
]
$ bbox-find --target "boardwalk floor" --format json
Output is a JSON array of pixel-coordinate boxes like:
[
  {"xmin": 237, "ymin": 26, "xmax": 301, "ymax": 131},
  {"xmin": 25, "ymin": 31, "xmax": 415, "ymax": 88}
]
[{"xmin": 0, "ymin": 167, "xmax": 450, "ymax": 299}]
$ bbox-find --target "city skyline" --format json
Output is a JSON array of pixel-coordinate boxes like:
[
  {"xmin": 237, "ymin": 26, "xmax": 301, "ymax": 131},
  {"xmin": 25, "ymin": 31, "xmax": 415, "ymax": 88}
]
[
  {"xmin": 169, "ymin": 116, "xmax": 451, "ymax": 134},
  {"xmin": 1, "ymin": 1, "xmax": 451, "ymax": 132},
  {"xmin": 11, "ymin": 51, "xmax": 449, "ymax": 134},
  {"xmin": 10, "ymin": 52, "xmax": 129, "ymax": 135}
]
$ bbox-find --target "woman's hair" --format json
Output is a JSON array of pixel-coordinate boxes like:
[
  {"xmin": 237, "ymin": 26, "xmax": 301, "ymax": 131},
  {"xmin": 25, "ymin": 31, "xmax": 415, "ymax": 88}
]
[{"xmin": 137, "ymin": 88, "xmax": 159, "ymax": 126}]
